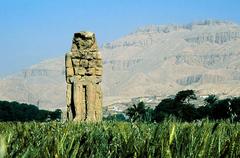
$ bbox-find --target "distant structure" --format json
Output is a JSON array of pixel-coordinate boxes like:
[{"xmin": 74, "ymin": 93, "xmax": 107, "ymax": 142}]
[{"xmin": 65, "ymin": 32, "xmax": 103, "ymax": 121}]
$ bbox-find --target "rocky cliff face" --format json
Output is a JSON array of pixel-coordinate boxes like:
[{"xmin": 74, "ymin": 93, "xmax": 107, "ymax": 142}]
[
  {"xmin": 1, "ymin": 20, "xmax": 240, "ymax": 109},
  {"xmin": 0, "ymin": 58, "xmax": 65, "ymax": 109}
]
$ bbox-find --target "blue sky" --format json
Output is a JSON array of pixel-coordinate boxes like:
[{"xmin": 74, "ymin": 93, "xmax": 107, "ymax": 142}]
[{"xmin": 0, "ymin": 0, "xmax": 239, "ymax": 75}]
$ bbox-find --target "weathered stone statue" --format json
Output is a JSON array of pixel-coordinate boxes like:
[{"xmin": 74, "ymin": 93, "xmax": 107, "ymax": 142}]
[{"xmin": 65, "ymin": 32, "xmax": 103, "ymax": 122}]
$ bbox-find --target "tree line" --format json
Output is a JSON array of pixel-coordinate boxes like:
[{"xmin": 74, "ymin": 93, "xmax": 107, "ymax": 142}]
[
  {"xmin": 107, "ymin": 90, "xmax": 240, "ymax": 122},
  {"xmin": 0, "ymin": 100, "xmax": 62, "ymax": 122},
  {"xmin": 1, "ymin": 89, "xmax": 239, "ymax": 122}
]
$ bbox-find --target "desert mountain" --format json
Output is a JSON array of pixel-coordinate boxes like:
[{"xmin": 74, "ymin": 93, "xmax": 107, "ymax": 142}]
[{"xmin": 1, "ymin": 20, "xmax": 240, "ymax": 110}]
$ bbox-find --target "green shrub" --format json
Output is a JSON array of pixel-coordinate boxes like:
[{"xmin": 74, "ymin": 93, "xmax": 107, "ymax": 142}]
[{"xmin": 0, "ymin": 101, "xmax": 62, "ymax": 122}]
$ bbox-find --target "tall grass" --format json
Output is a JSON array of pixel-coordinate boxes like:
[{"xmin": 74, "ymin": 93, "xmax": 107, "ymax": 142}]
[{"xmin": 0, "ymin": 119, "xmax": 239, "ymax": 157}]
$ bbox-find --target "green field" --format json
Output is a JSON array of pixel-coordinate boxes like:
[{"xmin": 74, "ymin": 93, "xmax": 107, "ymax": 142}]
[{"xmin": 0, "ymin": 119, "xmax": 239, "ymax": 158}]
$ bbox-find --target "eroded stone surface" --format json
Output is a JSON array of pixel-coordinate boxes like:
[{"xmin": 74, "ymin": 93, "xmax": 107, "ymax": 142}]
[{"xmin": 65, "ymin": 32, "xmax": 103, "ymax": 122}]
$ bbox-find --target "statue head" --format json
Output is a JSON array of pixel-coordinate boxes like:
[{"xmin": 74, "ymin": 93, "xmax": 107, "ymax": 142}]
[{"xmin": 73, "ymin": 32, "xmax": 96, "ymax": 50}]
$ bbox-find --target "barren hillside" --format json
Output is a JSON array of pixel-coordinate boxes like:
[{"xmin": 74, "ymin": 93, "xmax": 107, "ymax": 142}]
[{"xmin": 1, "ymin": 20, "xmax": 240, "ymax": 109}]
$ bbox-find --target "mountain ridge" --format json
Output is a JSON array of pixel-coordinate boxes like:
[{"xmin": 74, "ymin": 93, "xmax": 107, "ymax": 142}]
[{"xmin": 1, "ymin": 20, "xmax": 240, "ymax": 109}]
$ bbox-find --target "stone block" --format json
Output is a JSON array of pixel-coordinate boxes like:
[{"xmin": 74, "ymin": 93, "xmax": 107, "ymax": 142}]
[
  {"xmin": 80, "ymin": 59, "xmax": 88, "ymax": 68},
  {"xmin": 72, "ymin": 59, "xmax": 80, "ymax": 66},
  {"xmin": 66, "ymin": 67, "xmax": 74, "ymax": 77},
  {"xmin": 96, "ymin": 59, "xmax": 103, "ymax": 67},
  {"xmin": 71, "ymin": 44, "xmax": 78, "ymax": 52},
  {"xmin": 95, "ymin": 67, "xmax": 103, "ymax": 76},
  {"xmin": 96, "ymin": 52, "xmax": 102, "ymax": 60},
  {"xmin": 86, "ymin": 52, "xmax": 93, "ymax": 60},
  {"xmin": 74, "ymin": 67, "xmax": 86, "ymax": 75},
  {"xmin": 88, "ymin": 60, "xmax": 96, "ymax": 68},
  {"xmin": 86, "ymin": 68, "xmax": 95, "ymax": 75},
  {"xmin": 65, "ymin": 53, "xmax": 73, "ymax": 68},
  {"xmin": 71, "ymin": 52, "xmax": 81, "ymax": 58}
]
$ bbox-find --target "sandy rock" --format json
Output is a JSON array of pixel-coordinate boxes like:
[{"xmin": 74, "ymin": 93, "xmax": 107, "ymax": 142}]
[
  {"xmin": 74, "ymin": 67, "xmax": 86, "ymax": 76},
  {"xmin": 65, "ymin": 31, "xmax": 103, "ymax": 122},
  {"xmin": 66, "ymin": 67, "xmax": 74, "ymax": 77},
  {"xmin": 95, "ymin": 67, "xmax": 103, "ymax": 76}
]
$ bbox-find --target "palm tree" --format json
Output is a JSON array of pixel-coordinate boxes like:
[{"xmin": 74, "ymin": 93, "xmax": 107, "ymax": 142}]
[
  {"xmin": 175, "ymin": 90, "xmax": 197, "ymax": 104},
  {"xmin": 204, "ymin": 94, "xmax": 218, "ymax": 105},
  {"xmin": 126, "ymin": 102, "xmax": 146, "ymax": 122}
]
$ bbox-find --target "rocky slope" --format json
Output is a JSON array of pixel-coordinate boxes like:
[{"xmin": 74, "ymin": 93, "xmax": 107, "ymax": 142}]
[{"xmin": 1, "ymin": 20, "xmax": 240, "ymax": 109}]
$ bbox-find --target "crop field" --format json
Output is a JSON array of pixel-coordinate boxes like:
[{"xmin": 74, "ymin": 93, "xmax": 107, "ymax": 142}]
[{"xmin": 0, "ymin": 119, "xmax": 239, "ymax": 158}]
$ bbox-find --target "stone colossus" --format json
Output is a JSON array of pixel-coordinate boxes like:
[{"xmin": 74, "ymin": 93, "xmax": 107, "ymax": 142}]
[{"xmin": 65, "ymin": 32, "xmax": 103, "ymax": 121}]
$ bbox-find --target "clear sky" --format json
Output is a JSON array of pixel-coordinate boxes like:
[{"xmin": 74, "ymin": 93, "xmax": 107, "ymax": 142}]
[{"xmin": 0, "ymin": 0, "xmax": 239, "ymax": 76}]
